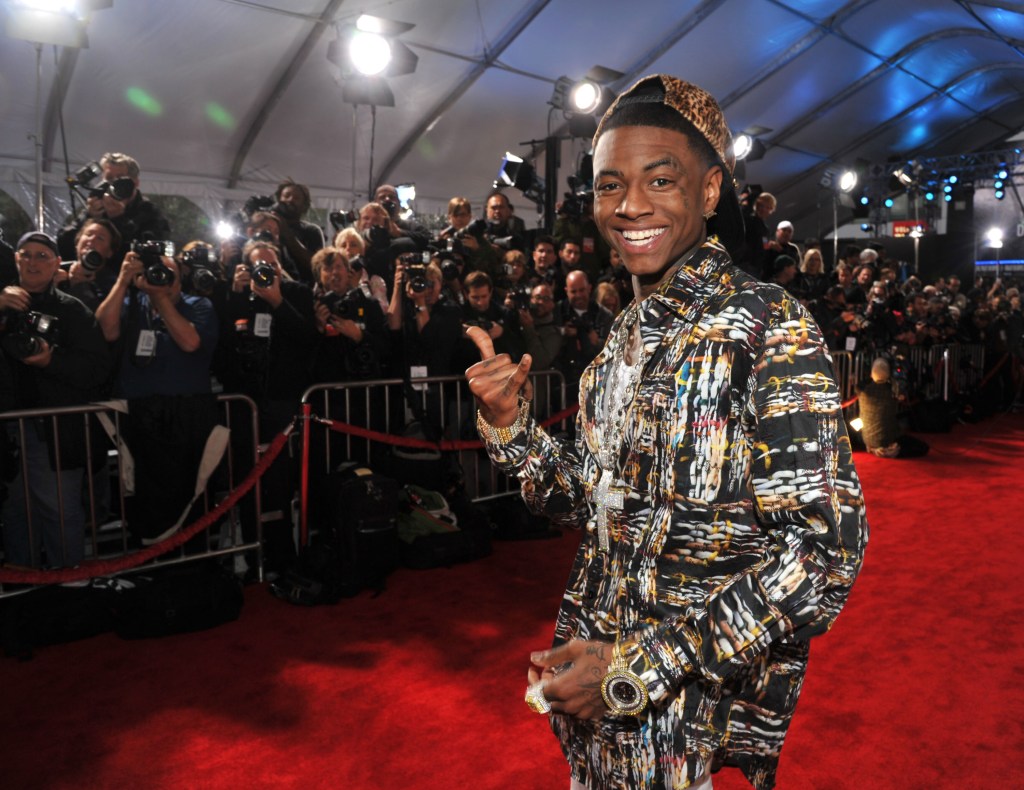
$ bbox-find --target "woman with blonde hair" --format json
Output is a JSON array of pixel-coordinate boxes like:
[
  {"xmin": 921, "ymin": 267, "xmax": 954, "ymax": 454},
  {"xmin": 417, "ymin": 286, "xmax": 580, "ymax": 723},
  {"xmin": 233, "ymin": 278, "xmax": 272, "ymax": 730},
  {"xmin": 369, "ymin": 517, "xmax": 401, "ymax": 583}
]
[{"xmin": 795, "ymin": 247, "xmax": 829, "ymax": 302}]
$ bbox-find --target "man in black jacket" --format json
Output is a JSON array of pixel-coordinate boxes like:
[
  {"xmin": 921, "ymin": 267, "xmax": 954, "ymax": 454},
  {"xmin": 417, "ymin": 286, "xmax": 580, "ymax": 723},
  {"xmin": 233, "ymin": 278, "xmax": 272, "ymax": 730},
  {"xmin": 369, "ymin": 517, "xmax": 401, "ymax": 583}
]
[
  {"xmin": 56, "ymin": 152, "xmax": 171, "ymax": 268},
  {"xmin": 1, "ymin": 232, "xmax": 111, "ymax": 567}
]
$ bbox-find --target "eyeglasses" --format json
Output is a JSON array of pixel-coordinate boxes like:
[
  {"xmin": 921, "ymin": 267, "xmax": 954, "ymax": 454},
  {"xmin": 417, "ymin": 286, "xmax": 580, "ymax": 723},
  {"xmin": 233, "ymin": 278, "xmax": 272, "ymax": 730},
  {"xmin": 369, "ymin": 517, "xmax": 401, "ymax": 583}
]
[{"xmin": 16, "ymin": 250, "xmax": 55, "ymax": 262}]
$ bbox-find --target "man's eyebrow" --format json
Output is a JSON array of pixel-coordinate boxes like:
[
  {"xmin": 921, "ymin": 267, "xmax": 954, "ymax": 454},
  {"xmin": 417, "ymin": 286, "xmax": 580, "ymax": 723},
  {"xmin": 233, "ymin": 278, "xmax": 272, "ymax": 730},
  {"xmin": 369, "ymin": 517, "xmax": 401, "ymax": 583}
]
[
  {"xmin": 596, "ymin": 168, "xmax": 623, "ymax": 179},
  {"xmin": 644, "ymin": 156, "xmax": 681, "ymax": 172}
]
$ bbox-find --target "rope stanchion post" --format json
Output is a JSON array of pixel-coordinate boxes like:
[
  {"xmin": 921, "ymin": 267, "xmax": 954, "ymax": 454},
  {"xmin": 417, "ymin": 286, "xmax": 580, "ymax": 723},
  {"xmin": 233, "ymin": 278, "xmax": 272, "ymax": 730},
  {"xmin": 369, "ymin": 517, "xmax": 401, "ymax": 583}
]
[{"xmin": 299, "ymin": 402, "xmax": 312, "ymax": 549}]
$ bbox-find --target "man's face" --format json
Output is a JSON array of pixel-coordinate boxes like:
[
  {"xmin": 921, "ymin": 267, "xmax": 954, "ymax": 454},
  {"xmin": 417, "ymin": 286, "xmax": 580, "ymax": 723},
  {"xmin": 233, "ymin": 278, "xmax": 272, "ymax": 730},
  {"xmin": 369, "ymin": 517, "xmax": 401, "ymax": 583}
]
[
  {"xmin": 856, "ymin": 267, "xmax": 873, "ymax": 286},
  {"xmin": 16, "ymin": 242, "xmax": 61, "ymax": 293},
  {"xmin": 533, "ymin": 242, "xmax": 556, "ymax": 274},
  {"xmin": 486, "ymin": 195, "xmax": 511, "ymax": 225},
  {"xmin": 566, "ymin": 274, "xmax": 592, "ymax": 311},
  {"xmin": 250, "ymin": 217, "xmax": 280, "ymax": 241},
  {"xmin": 358, "ymin": 206, "xmax": 387, "ymax": 230},
  {"xmin": 776, "ymin": 264, "xmax": 797, "ymax": 285},
  {"xmin": 466, "ymin": 285, "xmax": 492, "ymax": 313},
  {"xmin": 375, "ymin": 186, "xmax": 400, "ymax": 217},
  {"xmin": 776, "ymin": 226, "xmax": 793, "ymax": 244},
  {"xmin": 754, "ymin": 195, "xmax": 775, "ymax": 220},
  {"xmin": 319, "ymin": 254, "xmax": 349, "ymax": 294},
  {"xmin": 593, "ymin": 125, "xmax": 720, "ymax": 287},
  {"xmin": 77, "ymin": 223, "xmax": 114, "ymax": 261},
  {"xmin": 837, "ymin": 266, "xmax": 852, "ymax": 286},
  {"xmin": 449, "ymin": 204, "xmax": 472, "ymax": 230},
  {"xmin": 530, "ymin": 285, "xmax": 555, "ymax": 319},
  {"xmin": 559, "ymin": 243, "xmax": 582, "ymax": 268},
  {"xmin": 278, "ymin": 186, "xmax": 306, "ymax": 215}
]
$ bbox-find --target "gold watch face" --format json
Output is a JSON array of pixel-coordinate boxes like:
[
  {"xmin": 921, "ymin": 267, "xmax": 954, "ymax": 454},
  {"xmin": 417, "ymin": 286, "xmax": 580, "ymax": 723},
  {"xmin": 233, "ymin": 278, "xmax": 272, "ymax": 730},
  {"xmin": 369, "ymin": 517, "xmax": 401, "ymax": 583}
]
[{"xmin": 602, "ymin": 669, "xmax": 648, "ymax": 716}]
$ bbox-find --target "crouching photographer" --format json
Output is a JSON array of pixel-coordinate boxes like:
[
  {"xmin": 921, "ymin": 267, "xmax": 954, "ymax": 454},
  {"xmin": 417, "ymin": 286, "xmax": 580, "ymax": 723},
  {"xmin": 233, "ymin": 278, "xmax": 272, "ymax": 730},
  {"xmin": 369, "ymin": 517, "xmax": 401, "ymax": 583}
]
[
  {"xmin": 95, "ymin": 240, "xmax": 219, "ymax": 549},
  {"xmin": 1, "ymin": 232, "xmax": 112, "ymax": 568}
]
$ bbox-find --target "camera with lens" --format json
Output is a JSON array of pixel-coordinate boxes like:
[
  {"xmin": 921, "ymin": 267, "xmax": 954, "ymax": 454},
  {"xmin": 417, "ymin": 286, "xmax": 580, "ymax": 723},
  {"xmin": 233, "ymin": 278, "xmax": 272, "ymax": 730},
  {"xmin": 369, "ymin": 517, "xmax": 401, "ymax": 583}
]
[
  {"xmin": 508, "ymin": 286, "xmax": 532, "ymax": 311},
  {"xmin": 348, "ymin": 255, "xmax": 365, "ymax": 272},
  {"xmin": 88, "ymin": 177, "xmax": 135, "ymax": 202},
  {"xmin": 243, "ymin": 195, "xmax": 275, "ymax": 218},
  {"xmin": 439, "ymin": 256, "xmax": 461, "ymax": 282},
  {"xmin": 567, "ymin": 313, "xmax": 594, "ymax": 334},
  {"xmin": 329, "ymin": 209, "xmax": 358, "ymax": 231},
  {"xmin": 364, "ymin": 224, "xmax": 390, "ymax": 249},
  {"xmin": 181, "ymin": 246, "xmax": 219, "ymax": 293},
  {"xmin": 560, "ymin": 192, "xmax": 588, "ymax": 219},
  {"xmin": 68, "ymin": 161, "xmax": 102, "ymax": 188},
  {"xmin": 250, "ymin": 259, "xmax": 276, "ymax": 289},
  {"xmin": 1, "ymin": 310, "xmax": 60, "ymax": 360},
  {"xmin": 319, "ymin": 291, "xmax": 365, "ymax": 322},
  {"xmin": 132, "ymin": 239, "xmax": 176, "ymax": 287},
  {"xmin": 80, "ymin": 248, "xmax": 105, "ymax": 273}
]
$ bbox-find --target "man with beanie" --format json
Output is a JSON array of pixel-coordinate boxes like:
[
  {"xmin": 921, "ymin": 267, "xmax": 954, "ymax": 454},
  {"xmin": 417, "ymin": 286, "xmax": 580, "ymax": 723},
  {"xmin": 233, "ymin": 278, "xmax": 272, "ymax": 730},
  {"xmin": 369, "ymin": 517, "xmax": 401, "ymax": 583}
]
[{"xmin": 467, "ymin": 74, "xmax": 867, "ymax": 790}]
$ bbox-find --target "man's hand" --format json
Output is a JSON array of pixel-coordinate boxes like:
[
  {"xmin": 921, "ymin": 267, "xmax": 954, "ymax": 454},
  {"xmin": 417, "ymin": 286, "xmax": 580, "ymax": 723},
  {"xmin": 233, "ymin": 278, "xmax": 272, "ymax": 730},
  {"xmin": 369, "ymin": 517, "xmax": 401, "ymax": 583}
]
[
  {"xmin": 67, "ymin": 261, "xmax": 97, "ymax": 286},
  {"xmin": 232, "ymin": 264, "xmax": 252, "ymax": 294},
  {"xmin": 464, "ymin": 325, "xmax": 532, "ymax": 427},
  {"xmin": 527, "ymin": 640, "xmax": 612, "ymax": 721},
  {"xmin": 21, "ymin": 339, "xmax": 53, "ymax": 368},
  {"xmin": 0, "ymin": 285, "xmax": 31, "ymax": 312},
  {"xmin": 251, "ymin": 271, "xmax": 283, "ymax": 308},
  {"xmin": 102, "ymin": 194, "xmax": 127, "ymax": 219}
]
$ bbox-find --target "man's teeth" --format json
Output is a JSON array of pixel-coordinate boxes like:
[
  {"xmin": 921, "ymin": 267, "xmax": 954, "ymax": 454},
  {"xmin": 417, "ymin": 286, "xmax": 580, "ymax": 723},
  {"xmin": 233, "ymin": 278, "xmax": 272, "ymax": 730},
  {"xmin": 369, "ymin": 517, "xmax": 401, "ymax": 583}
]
[{"xmin": 622, "ymin": 228, "xmax": 665, "ymax": 242}]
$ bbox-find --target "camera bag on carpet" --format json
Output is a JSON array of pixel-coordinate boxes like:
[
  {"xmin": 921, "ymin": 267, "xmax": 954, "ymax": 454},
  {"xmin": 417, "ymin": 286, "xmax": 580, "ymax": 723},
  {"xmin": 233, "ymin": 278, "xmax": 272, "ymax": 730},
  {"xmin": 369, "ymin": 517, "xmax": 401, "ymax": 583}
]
[
  {"xmin": 114, "ymin": 562, "xmax": 244, "ymax": 639},
  {"xmin": 397, "ymin": 485, "xmax": 492, "ymax": 569}
]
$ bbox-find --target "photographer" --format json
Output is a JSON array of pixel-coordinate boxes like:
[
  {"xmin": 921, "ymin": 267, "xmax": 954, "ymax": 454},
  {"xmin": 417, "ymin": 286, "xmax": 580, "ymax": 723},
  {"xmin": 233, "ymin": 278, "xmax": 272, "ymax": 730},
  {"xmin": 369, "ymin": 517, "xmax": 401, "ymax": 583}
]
[
  {"xmin": 244, "ymin": 210, "xmax": 308, "ymax": 284},
  {"xmin": 554, "ymin": 270, "xmax": 614, "ymax": 401},
  {"xmin": 274, "ymin": 179, "xmax": 325, "ymax": 257},
  {"xmin": 217, "ymin": 240, "xmax": 317, "ymax": 570},
  {"xmin": 437, "ymin": 196, "xmax": 499, "ymax": 280},
  {"xmin": 310, "ymin": 247, "xmax": 390, "ymax": 383},
  {"xmin": 483, "ymin": 190, "xmax": 526, "ymax": 252},
  {"xmin": 0, "ymin": 232, "xmax": 111, "ymax": 567},
  {"xmin": 496, "ymin": 249, "xmax": 531, "ymax": 305},
  {"xmin": 95, "ymin": 243, "xmax": 219, "ymax": 548},
  {"xmin": 177, "ymin": 241, "xmax": 224, "ymax": 301},
  {"xmin": 553, "ymin": 191, "xmax": 609, "ymax": 283},
  {"xmin": 333, "ymin": 226, "xmax": 388, "ymax": 311},
  {"xmin": 526, "ymin": 235, "xmax": 565, "ymax": 302},
  {"xmin": 374, "ymin": 184, "xmax": 431, "ymax": 249},
  {"xmin": 56, "ymin": 152, "xmax": 171, "ymax": 267},
  {"xmin": 386, "ymin": 256, "xmax": 463, "ymax": 440},
  {"xmin": 457, "ymin": 271, "xmax": 524, "ymax": 370},
  {"xmin": 56, "ymin": 218, "xmax": 122, "ymax": 312},
  {"xmin": 357, "ymin": 201, "xmax": 410, "ymax": 291}
]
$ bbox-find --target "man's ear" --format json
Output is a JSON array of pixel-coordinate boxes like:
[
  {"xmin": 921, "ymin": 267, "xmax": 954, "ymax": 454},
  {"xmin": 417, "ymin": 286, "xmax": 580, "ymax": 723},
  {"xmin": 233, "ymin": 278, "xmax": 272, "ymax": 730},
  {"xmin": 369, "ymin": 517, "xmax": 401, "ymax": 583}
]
[{"xmin": 703, "ymin": 165, "xmax": 723, "ymax": 215}]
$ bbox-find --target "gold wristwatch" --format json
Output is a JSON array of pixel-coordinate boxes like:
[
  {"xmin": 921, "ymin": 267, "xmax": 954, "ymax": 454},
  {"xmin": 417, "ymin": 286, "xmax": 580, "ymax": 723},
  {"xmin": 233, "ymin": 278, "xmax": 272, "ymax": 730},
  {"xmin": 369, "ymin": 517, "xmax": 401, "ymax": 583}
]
[
  {"xmin": 476, "ymin": 398, "xmax": 530, "ymax": 445},
  {"xmin": 601, "ymin": 642, "xmax": 649, "ymax": 717}
]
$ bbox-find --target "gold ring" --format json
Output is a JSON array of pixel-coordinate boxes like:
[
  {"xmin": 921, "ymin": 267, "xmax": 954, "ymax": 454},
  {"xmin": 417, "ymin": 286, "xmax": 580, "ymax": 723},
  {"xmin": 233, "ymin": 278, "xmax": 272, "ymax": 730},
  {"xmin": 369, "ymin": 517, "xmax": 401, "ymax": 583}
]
[{"xmin": 524, "ymin": 681, "xmax": 552, "ymax": 715}]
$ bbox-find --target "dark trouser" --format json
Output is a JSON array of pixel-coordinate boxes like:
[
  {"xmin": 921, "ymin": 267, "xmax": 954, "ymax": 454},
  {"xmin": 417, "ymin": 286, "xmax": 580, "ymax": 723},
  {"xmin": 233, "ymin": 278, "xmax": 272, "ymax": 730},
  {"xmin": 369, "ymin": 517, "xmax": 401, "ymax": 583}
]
[{"xmin": 122, "ymin": 394, "xmax": 219, "ymax": 544}]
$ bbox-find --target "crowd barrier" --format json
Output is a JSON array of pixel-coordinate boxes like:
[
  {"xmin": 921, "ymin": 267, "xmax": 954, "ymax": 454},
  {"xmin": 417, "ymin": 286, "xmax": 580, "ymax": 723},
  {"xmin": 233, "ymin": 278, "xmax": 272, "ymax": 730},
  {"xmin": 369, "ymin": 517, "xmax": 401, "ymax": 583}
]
[
  {"xmin": 0, "ymin": 394, "xmax": 264, "ymax": 597},
  {"xmin": 0, "ymin": 343, "xmax": 993, "ymax": 594}
]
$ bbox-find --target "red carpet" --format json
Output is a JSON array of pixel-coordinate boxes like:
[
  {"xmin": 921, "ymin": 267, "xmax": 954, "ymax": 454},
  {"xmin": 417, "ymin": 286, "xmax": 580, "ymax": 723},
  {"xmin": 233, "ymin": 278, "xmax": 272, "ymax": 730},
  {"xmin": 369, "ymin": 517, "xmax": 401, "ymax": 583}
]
[{"xmin": 2, "ymin": 413, "xmax": 1023, "ymax": 789}]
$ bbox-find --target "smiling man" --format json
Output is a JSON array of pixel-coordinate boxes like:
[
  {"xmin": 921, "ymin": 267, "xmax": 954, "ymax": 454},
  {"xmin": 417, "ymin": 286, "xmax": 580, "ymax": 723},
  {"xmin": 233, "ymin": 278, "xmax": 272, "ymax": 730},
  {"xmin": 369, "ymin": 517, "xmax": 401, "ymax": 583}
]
[{"xmin": 466, "ymin": 75, "xmax": 867, "ymax": 790}]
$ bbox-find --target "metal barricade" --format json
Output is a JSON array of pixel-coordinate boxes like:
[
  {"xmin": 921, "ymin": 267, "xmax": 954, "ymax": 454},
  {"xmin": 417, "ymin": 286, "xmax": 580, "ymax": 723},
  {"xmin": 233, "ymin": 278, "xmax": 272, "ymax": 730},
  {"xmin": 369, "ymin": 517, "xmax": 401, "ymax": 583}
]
[
  {"xmin": 0, "ymin": 394, "xmax": 263, "ymax": 597},
  {"xmin": 298, "ymin": 370, "xmax": 569, "ymax": 543}
]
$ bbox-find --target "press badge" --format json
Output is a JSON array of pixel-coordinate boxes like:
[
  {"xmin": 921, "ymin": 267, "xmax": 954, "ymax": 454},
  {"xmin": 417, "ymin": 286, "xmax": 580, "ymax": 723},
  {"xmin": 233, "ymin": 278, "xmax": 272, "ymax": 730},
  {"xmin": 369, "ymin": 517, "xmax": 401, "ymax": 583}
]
[
  {"xmin": 410, "ymin": 365, "xmax": 428, "ymax": 392},
  {"xmin": 254, "ymin": 313, "xmax": 272, "ymax": 338},
  {"xmin": 845, "ymin": 336, "xmax": 857, "ymax": 352},
  {"xmin": 136, "ymin": 329, "xmax": 157, "ymax": 357}
]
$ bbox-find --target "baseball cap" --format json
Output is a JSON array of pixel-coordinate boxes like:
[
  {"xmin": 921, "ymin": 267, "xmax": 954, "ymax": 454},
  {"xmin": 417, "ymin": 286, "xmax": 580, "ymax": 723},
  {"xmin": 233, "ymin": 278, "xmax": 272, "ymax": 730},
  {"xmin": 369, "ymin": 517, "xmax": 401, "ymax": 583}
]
[{"xmin": 16, "ymin": 231, "xmax": 60, "ymax": 257}]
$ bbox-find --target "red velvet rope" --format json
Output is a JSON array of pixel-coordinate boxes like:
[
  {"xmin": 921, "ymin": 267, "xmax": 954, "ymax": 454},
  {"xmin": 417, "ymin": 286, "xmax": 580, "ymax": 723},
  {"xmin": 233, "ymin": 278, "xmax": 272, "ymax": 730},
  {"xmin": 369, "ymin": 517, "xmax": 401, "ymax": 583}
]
[
  {"xmin": 316, "ymin": 404, "xmax": 581, "ymax": 450},
  {"xmin": 0, "ymin": 424, "xmax": 294, "ymax": 586}
]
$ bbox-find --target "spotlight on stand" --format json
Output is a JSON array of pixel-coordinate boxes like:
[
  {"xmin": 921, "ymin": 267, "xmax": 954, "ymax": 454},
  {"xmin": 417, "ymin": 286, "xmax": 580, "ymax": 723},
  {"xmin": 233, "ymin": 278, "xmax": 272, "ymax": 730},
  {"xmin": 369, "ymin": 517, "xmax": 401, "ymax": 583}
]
[
  {"xmin": 495, "ymin": 152, "xmax": 545, "ymax": 207},
  {"xmin": 549, "ymin": 66, "xmax": 622, "ymax": 138},
  {"xmin": 327, "ymin": 15, "xmax": 417, "ymax": 78},
  {"xmin": 838, "ymin": 169, "xmax": 858, "ymax": 193}
]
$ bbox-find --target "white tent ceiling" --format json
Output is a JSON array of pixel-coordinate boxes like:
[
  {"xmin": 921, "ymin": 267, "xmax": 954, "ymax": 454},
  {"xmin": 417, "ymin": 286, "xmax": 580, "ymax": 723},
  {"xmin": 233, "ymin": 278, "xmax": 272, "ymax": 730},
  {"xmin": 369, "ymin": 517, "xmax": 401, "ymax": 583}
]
[{"xmin": 1, "ymin": 0, "xmax": 1022, "ymax": 241}]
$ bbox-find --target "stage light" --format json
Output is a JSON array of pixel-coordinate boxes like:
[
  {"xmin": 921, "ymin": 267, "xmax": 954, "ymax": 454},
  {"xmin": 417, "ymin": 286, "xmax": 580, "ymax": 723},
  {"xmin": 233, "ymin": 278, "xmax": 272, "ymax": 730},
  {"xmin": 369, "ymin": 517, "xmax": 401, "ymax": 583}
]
[
  {"xmin": 860, "ymin": 223, "xmax": 873, "ymax": 232},
  {"xmin": 884, "ymin": 198, "xmax": 894, "ymax": 208},
  {"xmin": 859, "ymin": 196, "xmax": 870, "ymax": 205},
  {"xmin": 944, "ymin": 194, "xmax": 952, "ymax": 202},
  {"xmin": 496, "ymin": 152, "xmax": 545, "ymax": 206},
  {"xmin": 838, "ymin": 169, "xmax": 858, "ymax": 193},
  {"xmin": 910, "ymin": 226, "xmax": 924, "ymax": 239},
  {"xmin": 925, "ymin": 191, "xmax": 935, "ymax": 201},
  {"xmin": 327, "ymin": 15, "xmax": 417, "ymax": 83},
  {"xmin": 997, "ymin": 168, "xmax": 1008, "ymax": 180},
  {"xmin": 948, "ymin": 174, "xmax": 958, "ymax": 185},
  {"xmin": 570, "ymin": 80, "xmax": 602, "ymax": 113},
  {"xmin": 995, "ymin": 189, "xmax": 1005, "ymax": 200},
  {"xmin": 549, "ymin": 67, "xmax": 622, "ymax": 138},
  {"xmin": 944, "ymin": 184, "xmax": 952, "ymax": 193},
  {"xmin": 215, "ymin": 221, "xmax": 235, "ymax": 240}
]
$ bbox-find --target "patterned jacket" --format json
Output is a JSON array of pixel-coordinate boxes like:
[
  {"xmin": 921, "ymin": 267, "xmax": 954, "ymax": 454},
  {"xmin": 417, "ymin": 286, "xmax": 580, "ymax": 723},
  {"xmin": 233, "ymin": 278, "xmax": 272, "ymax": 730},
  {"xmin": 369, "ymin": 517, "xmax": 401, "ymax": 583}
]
[{"xmin": 485, "ymin": 241, "xmax": 868, "ymax": 789}]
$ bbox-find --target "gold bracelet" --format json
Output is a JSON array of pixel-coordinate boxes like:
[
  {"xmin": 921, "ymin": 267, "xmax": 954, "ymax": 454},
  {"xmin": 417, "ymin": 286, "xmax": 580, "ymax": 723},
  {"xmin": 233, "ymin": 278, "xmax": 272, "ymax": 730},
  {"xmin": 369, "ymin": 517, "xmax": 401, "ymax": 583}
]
[{"xmin": 476, "ymin": 398, "xmax": 530, "ymax": 445}]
